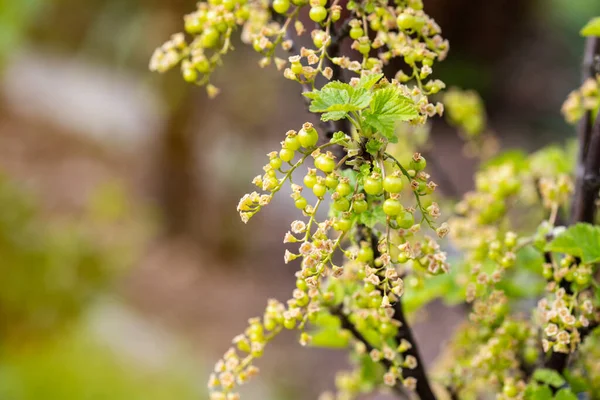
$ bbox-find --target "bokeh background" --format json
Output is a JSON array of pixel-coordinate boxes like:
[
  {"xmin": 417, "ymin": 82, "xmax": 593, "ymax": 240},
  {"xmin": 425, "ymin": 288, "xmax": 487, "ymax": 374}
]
[{"xmin": 0, "ymin": 0, "xmax": 599, "ymax": 399}]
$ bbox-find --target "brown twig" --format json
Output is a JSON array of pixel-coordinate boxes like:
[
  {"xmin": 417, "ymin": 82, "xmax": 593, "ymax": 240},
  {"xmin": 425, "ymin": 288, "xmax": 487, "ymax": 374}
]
[
  {"xmin": 570, "ymin": 36, "xmax": 600, "ymax": 224},
  {"xmin": 545, "ymin": 36, "xmax": 600, "ymax": 376},
  {"xmin": 331, "ymin": 306, "xmax": 408, "ymax": 398}
]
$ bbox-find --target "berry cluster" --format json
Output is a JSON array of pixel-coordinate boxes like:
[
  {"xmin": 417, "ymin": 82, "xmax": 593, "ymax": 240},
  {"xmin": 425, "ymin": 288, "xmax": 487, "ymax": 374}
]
[{"xmin": 561, "ymin": 75, "xmax": 600, "ymax": 124}]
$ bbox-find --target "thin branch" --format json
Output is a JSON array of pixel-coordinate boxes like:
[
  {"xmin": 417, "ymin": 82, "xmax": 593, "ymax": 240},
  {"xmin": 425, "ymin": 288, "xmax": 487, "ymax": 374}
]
[
  {"xmin": 392, "ymin": 298, "xmax": 438, "ymax": 400},
  {"xmin": 570, "ymin": 36, "xmax": 600, "ymax": 224},
  {"xmin": 545, "ymin": 36, "xmax": 600, "ymax": 375},
  {"xmin": 331, "ymin": 306, "xmax": 407, "ymax": 398}
]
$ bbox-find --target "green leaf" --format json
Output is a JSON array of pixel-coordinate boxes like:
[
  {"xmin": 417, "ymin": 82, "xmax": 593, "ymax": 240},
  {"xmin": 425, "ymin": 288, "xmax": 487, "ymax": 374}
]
[
  {"xmin": 310, "ymin": 328, "xmax": 350, "ymax": 349},
  {"xmin": 554, "ymin": 389, "xmax": 578, "ymax": 400},
  {"xmin": 533, "ymin": 368, "xmax": 566, "ymax": 388},
  {"xmin": 527, "ymin": 385, "xmax": 553, "ymax": 400},
  {"xmin": 363, "ymin": 87, "xmax": 418, "ymax": 139},
  {"xmin": 357, "ymin": 205, "xmax": 386, "ymax": 228},
  {"xmin": 356, "ymin": 73, "xmax": 384, "ymax": 90},
  {"xmin": 365, "ymin": 138, "xmax": 383, "ymax": 155},
  {"xmin": 581, "ymin": 17, "xmax": 600, "ymax": 37},
  {"xmin": 546, "ymin": 223, "xmax": 600, "ymax": 264},
  {"xmin": 304, "ymin": 81, "xmax": 372, "ymax": 121},
  {"xmin": 563, "ymin": 369, "xmax": 589, "ymax": 394}
]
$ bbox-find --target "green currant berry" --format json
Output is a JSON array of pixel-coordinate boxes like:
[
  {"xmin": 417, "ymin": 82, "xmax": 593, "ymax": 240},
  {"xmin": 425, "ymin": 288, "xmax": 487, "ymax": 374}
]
[
  {"xmin": 325, "ymin": 174, "xmax": 339, "ymax": 189},
  {"xmin": 357, "ymin": 41, "xmax": 370, "ymax": 54},
  {"xmin": 379, "ymin": 322, "xmax": 395, "ymax": 336},
  {"xmin": 396, "ymin": 14, "xmax": 416, "ymax": 30},
  {"xmin": 333, "ymin": 198, "xmax": 350, "ymax": 212},
  {"xmin": 298, "ymin": 125, "xmax": 319, "ymax": 148},
  {"xmin": 315, "ymin": 154, "xmax": 335, "ymax": 173},
  {"xmin": 575, "ymin": 272, "xmax": 590, "ymax": 286},
  {"xmin": 200, "ymin": 27, "xmax": 220, "ymax": 48},
  {"xmin": 313, "ymin": 183, "xmax": 327, "ymax": 198},
  {"xmin": 330, "ymin": 7, "xmax": 340, "ymax": 21},
  {"xmin": 270, "ymin": 157, "xmax": 282, "ymax": 169},
  {"xmin": 296, "ymin": 293, "xmax": 309, "ymax": 307},
  {"xmin": 272, "ymin": 0, "xmax": 290, "ymax": 14},
  {"xmin": 396, "ymin": 210, "xmax": 414, "ymax": 229},
  {"xmin": 236, "ymin": 5, "xmax": 250, "ymax": 19},
  {"xmin": 357, "ymin": 246, "xmax": 374, "ymax": 263},
  {"xmin": 336, "ymin": 182, "xmax": 352, "ymax": 197},
  {"xmin": 295, "ymin": 197, "xmax": 307, "ymax": 210},
  {"xmin": 279, "ymin": 148, "xmax": 295, "ymax": 163},
  {"xmin": 194, "ymin": 58, "xmax": 211, "ymax": 74},
  {"xmin": 304, "ymin": 174, "xmax": 317, "ymax": 188},
  {"xmin": 364, "ymin": 177, "xmax": 383, "ymax": 195},
  {"xmin": 296, "ymin": 279, "xmax": 308, "ymax": 291},
  {"xmin": 352, "ymin": 199, "xmax": 368, "ymax": 213},
  {"xmin": 236, "ymin": 338, "xmax": 251, "ymax": 353},
  {"xmin": 404, "ymin": 52, "xmax": 416, "ymax": 65},
  {"xmin": 410, "ymin": 156, "xmax": 427, "ymax": 171},
  {"xmin": 369, "ymin": 296, "xmax": 381, "ymax": 308},
  {"xmin": 284, "ymin": 135, "xmax": 300, "ymax": 151},
  {"xmin": 349, "ymin": 27, "xmax": 364, "ymax": 40},
  {"xmin": 291, "ymin": 61, "xmax": 303, "ymax": 75},
  {"xmin": 263, "ymin": 317, "xmax": 277, "ymax": 331},
  {"xmin": 383, "ymin": 198, "xmax": 403, "ymax": 216},
  {"xmin": 334, "ymin": 218, "xmax": 352, "ymax": 232},
  {"xmin": 397, "ymin": 251, "xmax": 409, "ymax": 263},
  {"xmin": 283, "ymin": 318, "xmax": 296, "ymax": 329},
  {"xmin": 369, "ymin": 18, "xmax": 381, "ymax": 31},
  {"xmin": 182, "ymin": 67, "xmax": 198, "ymax": 83},
  {"xmin": 502, "ymin": 384, "xmax": 518, "ymax": 398},
  {"xmin": 253, "ymin": 38, "xmax": 263, "ymax": 53},
  {"xmin": 383, "ymin": 175, "xmax": 404, "ymax": 193},
  {"xmin": 313, "ymin": 31, "xmax": 326, "ymax": 48},
  {"xmin": 222, "ymin": 0, "xmax": 236, "ymax": 10},
  {"xmin": 185, "ymin": 18, "xmax": 203, "ymax": 34},
  {"xmin": 309, "ymin": 6, "xmax": 327, "ymax": 23}
]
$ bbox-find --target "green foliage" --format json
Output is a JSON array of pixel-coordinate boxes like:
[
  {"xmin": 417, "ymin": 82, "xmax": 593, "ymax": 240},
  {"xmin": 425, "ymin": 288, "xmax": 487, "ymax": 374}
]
[
  {"xmin": 362, "ymin": 87, "xmax": 418, "ymax": 141},
  {"xmin": 0, "ymin": 174, "xmax": 118, "ymax": 341},
  {"xmin": 532, "ymin": 368, "xmax": 565, "ymax": 387},
  {"xmin": 580, "ymin": 16, "xmax": 600, "ymax": 36},
  {"xmin": 0, "ymin": 321, "xmax": 202, "ymax": 400},
  {"xmin": 546, "ymin": 223, "xmax": 600, "ymax": 263},
  {"xmin": 304, "ymin": 81, "xmax": 373, "ymax": 121},
  {"xmin": 153, "ymin": 1, "xmax": 600, "ymax": 399}
]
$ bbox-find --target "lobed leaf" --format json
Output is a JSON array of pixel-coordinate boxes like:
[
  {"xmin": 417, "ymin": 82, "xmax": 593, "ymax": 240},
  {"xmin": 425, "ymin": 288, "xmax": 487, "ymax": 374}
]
[
  {"xmin": 545, "ymin": 223, "xmax": 600, "ymax": 264},
  {"xmin": 363, "ymin": 87, "xmax": 418, "ymax": 139}
]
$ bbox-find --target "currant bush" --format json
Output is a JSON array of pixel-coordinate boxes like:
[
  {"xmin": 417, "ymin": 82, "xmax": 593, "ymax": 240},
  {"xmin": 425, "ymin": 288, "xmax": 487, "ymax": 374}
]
[{"xmin": 151, "ymin": 2, "xmax": 600, "ymax": 399}]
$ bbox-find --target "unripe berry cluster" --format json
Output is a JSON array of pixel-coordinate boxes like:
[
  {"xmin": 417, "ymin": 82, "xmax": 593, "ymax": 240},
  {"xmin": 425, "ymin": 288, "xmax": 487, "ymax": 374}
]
[{"xmin": 561, "ymin": 75, "xmax": 600, "ymax": 124}]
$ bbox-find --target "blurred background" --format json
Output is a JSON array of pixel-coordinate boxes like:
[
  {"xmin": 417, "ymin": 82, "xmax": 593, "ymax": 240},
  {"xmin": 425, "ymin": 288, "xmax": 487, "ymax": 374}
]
[{"xmin": 0, "ymin": 0, "xmax": 599, "ymax": 399}]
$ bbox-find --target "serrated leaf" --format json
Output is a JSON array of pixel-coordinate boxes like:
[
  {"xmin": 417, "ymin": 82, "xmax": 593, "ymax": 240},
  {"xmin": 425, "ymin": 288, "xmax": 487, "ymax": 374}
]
[
  {"xmin": 322, "ymin": 110, "xmax": 349, "ymax": 121},
  {"xmin": 358, "ymin": 205, "xmax": 386, "ymax": 228},
  {"xmin": 533, "ymin": 368, "xmax": 566, "ymax": 388},
  {"xmin": 581, "ymin": 17, "xmax": 600, "ymax": 37},
  {"xmin": 304, "ymin": 81, "xmax": 372, "ymax": 121},
  {"xmin": 554, "ymin": 389, "xmax": 577, "ymax": 400},
  {"xmin": 363, "ymin": 87, "xmax": 418, "ymax": 139},
  {"xmin": 365, "ymin": 138, "xmax": 383, "ymax": 155},
  {"xmin": 545, "ymin": 223, "xmax": 600, "ymax": 264},
  {"xmin": 357, "ymin": 73, "xmax": 384, "ymax": 90}
]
